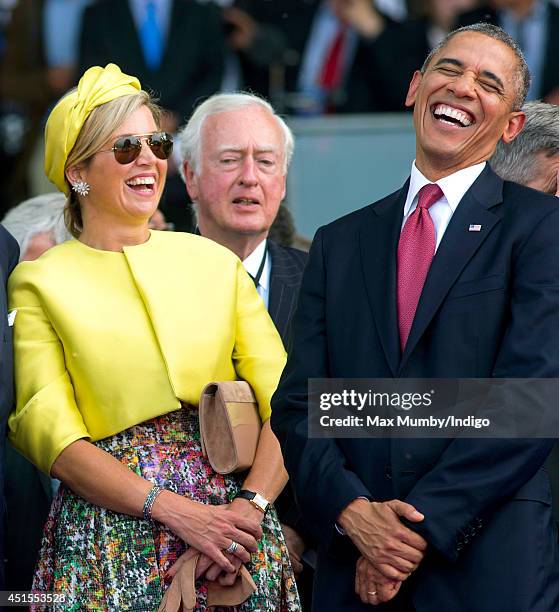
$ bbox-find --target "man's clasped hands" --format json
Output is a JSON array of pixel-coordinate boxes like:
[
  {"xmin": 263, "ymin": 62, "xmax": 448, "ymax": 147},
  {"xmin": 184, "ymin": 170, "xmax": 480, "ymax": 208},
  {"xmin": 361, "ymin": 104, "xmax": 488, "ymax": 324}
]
[{"xmin": 338, "ymin": 497, "xmax": 427, "ymax": 606}]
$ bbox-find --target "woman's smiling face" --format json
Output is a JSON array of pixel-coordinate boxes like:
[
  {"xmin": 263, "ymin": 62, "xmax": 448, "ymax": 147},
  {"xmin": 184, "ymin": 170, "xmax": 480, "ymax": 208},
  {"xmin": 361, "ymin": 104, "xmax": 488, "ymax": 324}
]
[{"xmin": 75, "ymin": 105, "xmax": 167, "ymax": 226}]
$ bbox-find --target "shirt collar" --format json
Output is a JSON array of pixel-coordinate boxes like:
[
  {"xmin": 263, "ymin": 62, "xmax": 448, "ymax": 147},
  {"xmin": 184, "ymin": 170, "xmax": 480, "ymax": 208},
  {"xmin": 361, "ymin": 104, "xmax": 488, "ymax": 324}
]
[
  {"xmin": 242, "ymin": 239, "xmax": 269, "ymax": 290},
  {"xmin": 405, "ymin": 160, "xmax": 486, "ymax": 216}
]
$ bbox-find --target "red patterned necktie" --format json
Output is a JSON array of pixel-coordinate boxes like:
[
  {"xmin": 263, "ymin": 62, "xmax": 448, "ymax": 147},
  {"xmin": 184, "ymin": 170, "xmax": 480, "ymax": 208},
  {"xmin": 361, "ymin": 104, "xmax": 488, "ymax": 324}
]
[{"xmin": 397, "ymin": 183, "xmax": 443, "ymax": 351}]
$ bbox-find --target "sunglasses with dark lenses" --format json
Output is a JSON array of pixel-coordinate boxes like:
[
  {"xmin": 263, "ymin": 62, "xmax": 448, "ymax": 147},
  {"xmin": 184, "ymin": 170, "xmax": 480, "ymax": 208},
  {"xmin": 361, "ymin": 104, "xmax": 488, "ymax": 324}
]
[{"xmin": 100, "ymin": 131, "xmax": 173, "ymax": 164}]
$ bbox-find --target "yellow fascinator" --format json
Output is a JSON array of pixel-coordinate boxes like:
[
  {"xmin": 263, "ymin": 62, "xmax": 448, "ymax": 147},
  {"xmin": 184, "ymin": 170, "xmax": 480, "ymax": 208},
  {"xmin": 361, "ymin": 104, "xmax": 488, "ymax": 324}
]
[{"xmin": 45, "ymin": 63, "xmax": 141, "ymax": 195}]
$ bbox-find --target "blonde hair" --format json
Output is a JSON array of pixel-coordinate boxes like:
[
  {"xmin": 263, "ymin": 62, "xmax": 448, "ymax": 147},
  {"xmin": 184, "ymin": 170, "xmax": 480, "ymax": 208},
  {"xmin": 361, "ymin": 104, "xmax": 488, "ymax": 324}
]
[{"xmin": 63, "ymin": 91, "xmax": 162, "ymax": 237}]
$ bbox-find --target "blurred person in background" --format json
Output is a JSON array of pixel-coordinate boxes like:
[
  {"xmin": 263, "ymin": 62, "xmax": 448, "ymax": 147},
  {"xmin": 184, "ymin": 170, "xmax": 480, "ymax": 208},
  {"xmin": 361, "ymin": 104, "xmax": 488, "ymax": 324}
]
[
  {"xmin": 1, "ymin": 0, "xmax": 55, "ymax": 216},
  {"xmin": 223, "ymin": 0, "xmax": 408, "ymax": 114},
  {"xmin": 327, "ymin": 0, "xmax": 478, "ymax": 112},
  {"xmin": 1, "ymin": 193, "xmax": 70, "ymax": 261},
  {"xmin": 8, "ymin": 63, "xmax": 299, "ymax": 610},
  {"xmin": 268, "ymin": 204, "xmax": 298, "ymax": 249},
  {"xmin": 43, "ymin": 0, "xmax": 93, "ymax": 98},
  {"xmin": 79, "ymin": 0, "xmax": 224, "ymax": 133},
  {"xmin": 1, "ymin": 192, "xmax": 69, "ymax": 591},
  {"xmin": 491, "ymin": 100, "xmax": 559, "ymax": 195},
  {"xmin": 178, "ymin": 93, "xmax": 311, "ymax": 606},
  {"xmin": 0, "ymin": 0, "xmax": 17, "ymax": 57},
  {"xmin": 458, "ymin": 0, "xmax": 559, "ymax": 102},
  {"xmin": 0, "ymin": 1, "xmax": 92, "ymax": 216}
]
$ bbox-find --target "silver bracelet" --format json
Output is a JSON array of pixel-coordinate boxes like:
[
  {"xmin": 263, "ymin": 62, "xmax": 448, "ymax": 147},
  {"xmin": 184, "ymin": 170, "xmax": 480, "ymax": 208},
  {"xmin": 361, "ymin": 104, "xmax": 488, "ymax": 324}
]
[{"xmin": 143, "ymin": 484, "xmax": 165, "ymax": 521}]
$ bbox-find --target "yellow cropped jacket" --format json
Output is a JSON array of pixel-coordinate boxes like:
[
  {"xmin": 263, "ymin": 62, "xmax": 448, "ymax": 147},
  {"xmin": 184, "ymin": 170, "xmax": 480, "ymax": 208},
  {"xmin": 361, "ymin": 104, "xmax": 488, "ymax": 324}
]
[{"xmin": 8, "ymin": 231, "xmax": 286, "ymax": 474}]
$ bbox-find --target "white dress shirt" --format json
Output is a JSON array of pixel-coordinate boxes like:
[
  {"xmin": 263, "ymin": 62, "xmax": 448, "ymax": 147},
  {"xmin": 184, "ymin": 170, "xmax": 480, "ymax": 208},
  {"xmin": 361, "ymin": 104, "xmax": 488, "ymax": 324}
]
[
  {"xmin": 242, "ymin": 239, "xmax": 270, "ymax": 309},
  {"xmin": 402, "ymin": 161, "xmax": 486, "ymax": 251}
]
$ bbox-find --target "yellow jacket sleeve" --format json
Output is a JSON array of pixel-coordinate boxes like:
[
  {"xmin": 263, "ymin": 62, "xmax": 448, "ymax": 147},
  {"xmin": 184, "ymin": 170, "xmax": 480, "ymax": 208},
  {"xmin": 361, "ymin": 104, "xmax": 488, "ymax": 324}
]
[{"xmin": 8, "ymin": 269, "xmax": 90, "ymax": 474}]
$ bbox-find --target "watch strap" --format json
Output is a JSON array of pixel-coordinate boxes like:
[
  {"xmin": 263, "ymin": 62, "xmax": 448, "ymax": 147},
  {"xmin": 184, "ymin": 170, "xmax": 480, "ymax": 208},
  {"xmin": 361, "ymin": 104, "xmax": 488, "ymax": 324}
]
[{"xmin": 235, "ymin": 489, "xmax": 269, "ymax": 513}]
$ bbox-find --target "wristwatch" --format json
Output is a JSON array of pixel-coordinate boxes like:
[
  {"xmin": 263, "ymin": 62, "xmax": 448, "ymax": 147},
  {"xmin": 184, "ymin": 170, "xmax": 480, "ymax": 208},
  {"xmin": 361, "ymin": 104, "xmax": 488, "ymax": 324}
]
[{"xmin": 235, "ymin": 489, "xmax": 270, "ymax": 513}]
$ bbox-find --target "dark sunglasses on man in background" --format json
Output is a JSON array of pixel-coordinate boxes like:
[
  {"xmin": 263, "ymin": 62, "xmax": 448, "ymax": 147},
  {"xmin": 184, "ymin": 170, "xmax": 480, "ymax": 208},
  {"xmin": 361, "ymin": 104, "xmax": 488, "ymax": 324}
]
[{"xmin": 99, "ymin": 131, "xmax": 173, "ymax": 164}]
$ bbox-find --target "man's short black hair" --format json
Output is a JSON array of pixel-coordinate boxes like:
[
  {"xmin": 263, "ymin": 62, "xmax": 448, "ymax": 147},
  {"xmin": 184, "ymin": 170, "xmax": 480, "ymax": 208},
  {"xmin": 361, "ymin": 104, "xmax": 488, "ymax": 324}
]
[{"xmin": 421, "ymin": 23, "xmax": 530, "ymax": 111}]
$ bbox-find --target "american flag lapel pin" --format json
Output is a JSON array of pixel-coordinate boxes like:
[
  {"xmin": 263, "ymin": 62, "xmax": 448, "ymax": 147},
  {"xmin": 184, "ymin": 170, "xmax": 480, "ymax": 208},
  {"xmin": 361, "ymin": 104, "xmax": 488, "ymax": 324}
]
[{"xmin": 469, "ymin": 224, "xmax": 482, "ymax": 232}]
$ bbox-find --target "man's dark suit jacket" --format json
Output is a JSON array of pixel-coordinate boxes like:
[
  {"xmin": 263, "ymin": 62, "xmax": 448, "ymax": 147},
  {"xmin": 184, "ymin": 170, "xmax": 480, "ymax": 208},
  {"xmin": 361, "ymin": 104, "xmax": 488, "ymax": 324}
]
[
  {"xmin": 0, "ymin": 225, "xmax": 19, "ymax": 587},
  {"xmin": 78, "ymin": 0, "xmax": 224, "ymax": 121},
  {"xmin": 458, "ymin": 3, "xmax": 559, "ymax": 100},
  {"xmin": 267, "ymin": 240, "xmax": 307, "ymax": 349},
  {"xmin": 271, "ymin": 167, "xmax": 559, "ymax": 611}
]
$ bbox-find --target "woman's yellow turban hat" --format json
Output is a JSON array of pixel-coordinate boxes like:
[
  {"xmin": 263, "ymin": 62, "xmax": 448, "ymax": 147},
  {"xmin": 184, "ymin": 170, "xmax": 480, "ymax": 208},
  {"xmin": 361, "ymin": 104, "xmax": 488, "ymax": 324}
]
[{"xmin": 45, "ymin": 63, "xmax": 141, "ymax": 195}]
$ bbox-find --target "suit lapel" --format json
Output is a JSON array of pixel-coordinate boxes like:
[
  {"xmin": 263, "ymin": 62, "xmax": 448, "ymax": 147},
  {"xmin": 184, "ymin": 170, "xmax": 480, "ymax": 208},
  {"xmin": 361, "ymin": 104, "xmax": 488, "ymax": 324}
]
[
  {"xmin": 399, "ymin": 167, "xmax": 503, "ymax": 369},
  {"xmin": 359, "ymin": 184, "xmax": 408, "ymax": 376},
  {"xmin": 268, "ymin": 242, "xmax": 300, "ymax": 344}
]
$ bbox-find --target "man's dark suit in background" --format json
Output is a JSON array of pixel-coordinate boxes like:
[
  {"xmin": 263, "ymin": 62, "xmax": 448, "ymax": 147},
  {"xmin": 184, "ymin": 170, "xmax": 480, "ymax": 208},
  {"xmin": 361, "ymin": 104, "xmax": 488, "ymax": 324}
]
[
  {"xmin": 79, "ymin": 0, "xmax": 224, "ymax": 124},
  {"xmin": 272, "ymin": 25, "xmax": 559, "ymax": 611},
  {"xmin": 0, "ymin": 225, "xmax": 19, "ymax": 587},
  {"xmin": 267, "ymin": 240, "xmax": 307, "ymax": 348}
]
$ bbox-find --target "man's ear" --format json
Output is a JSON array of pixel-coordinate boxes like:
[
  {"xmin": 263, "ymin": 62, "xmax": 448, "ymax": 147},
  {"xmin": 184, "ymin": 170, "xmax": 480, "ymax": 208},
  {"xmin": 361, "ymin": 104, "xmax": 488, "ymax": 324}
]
[
  {"xmin": 184, "ymin": 161, "xmax": 199, "ymax": 200},
  {"xmin": 501, "ymin": 111, "xmax": 526, "ymax": 144},
  {"xmin": 405, "ymin": 70, "xmax": 423, "ymax": 108}
]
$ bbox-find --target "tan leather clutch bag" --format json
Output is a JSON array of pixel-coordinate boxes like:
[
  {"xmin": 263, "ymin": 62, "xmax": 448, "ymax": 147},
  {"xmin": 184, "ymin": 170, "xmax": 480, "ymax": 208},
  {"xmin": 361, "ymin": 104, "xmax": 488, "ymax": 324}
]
[{"xmin": 199, "ymin": 381, "xmax": 261, "ymax": 474}]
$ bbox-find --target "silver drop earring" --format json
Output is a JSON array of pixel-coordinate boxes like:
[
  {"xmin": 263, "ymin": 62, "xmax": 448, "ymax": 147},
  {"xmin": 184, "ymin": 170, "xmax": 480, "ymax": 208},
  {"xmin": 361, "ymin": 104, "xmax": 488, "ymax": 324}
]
[{"xmin": 72, "ymin": 180, "xmax": 91, "ymax": 197}]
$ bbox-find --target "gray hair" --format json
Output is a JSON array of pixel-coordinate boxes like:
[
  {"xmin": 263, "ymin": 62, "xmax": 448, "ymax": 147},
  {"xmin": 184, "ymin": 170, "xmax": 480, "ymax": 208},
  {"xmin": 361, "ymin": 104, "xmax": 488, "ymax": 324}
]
[
  {"xmin": 490, "ymin": 100, "xmax": 559, "ymax": 184},
  {"xmin": 2, "ymin": 193, "xmax": 71, "ymax": 259},
  {"xmin": 177, "ymin": 92, "xmax": 294, "ymax": 181},
  {"xmin": 421, "ymin": 23, "xmax": 530, "ymax": 111}
]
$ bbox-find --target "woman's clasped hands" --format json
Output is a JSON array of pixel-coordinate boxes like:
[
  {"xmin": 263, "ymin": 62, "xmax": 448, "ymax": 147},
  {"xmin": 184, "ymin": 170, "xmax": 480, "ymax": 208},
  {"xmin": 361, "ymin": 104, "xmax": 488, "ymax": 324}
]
[{"xmin": 154, "ymin": 492, "xmax": 264, "ymax": 584}]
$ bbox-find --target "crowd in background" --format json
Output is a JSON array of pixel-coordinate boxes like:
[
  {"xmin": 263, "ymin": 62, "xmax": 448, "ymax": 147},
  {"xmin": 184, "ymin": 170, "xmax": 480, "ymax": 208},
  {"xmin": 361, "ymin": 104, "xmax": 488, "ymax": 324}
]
[{"xmin": 2, "ymin": 0, "xmax": 559, "ymax": 229}]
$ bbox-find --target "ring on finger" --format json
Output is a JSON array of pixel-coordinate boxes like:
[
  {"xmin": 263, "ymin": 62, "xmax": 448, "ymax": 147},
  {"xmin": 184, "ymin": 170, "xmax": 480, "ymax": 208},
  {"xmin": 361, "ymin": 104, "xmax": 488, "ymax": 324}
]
[
  {"xmin": 224, "ymin": 540, "xmax": 239, "ymax": 554},
  {"xmin": 368, "ymin": 591, "xmax": 378, "ymax": 596}
]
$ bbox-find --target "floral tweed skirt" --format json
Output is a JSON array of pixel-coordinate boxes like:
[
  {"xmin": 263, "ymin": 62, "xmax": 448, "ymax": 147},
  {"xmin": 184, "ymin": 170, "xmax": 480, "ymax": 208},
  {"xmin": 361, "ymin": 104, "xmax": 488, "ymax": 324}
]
[{"xmin": 32, "ymin": 407, "xmax": 300, "ymax": 611}]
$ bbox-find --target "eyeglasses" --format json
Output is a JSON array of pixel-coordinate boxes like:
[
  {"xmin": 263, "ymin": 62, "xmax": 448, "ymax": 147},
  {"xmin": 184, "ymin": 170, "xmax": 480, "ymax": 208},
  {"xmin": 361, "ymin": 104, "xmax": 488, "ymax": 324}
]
[{"xmin": 99, "ymin": 131, "xmax": 173, "ymax": 164}]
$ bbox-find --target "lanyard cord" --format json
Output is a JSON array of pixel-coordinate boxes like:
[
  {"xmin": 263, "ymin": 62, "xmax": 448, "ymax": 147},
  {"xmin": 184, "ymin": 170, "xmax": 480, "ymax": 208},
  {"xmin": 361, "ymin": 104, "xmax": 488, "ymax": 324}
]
[
  {"xmin": 194, "ymin": 227, "xmax": 267, "ymax": 288},
  {"xmin": 249, "ymin": 246, "xmax": 268, "ymax": 288}
]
